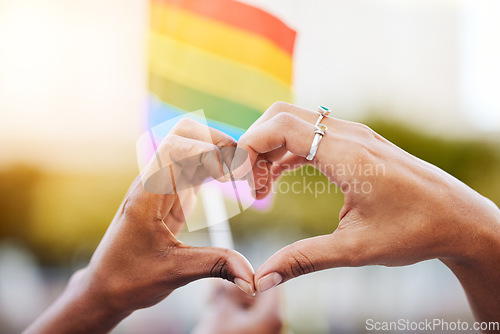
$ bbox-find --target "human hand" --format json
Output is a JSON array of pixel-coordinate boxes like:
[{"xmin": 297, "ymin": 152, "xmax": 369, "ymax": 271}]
[
  {"xmin": 235, "ymin": 102, "xmax": 500, "ymax": 325},
  {"xmin": 192, "ymin": 281, "xmax": 282, "ymax": 334},
  {"xmin": 24, "ymin": 119, "xmax": 255, "ymax": 334}
]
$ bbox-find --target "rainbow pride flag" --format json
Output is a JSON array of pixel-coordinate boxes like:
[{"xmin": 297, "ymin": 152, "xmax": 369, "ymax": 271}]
[{"xmin": 148, "ymin": 0, "xmax": 296, "ymax": 139}]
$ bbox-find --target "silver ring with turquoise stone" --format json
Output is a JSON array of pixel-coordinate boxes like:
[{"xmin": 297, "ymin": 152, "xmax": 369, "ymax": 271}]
[
  {"xmin": 314, "ymin": 105, "xmax": 331, "ymax": 127},
  {"xmin": 306, "ymin": 106, "xmax": 331, "ymax": 161}
]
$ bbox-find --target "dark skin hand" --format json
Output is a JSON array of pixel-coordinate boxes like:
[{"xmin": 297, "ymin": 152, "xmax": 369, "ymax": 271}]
[
  {"xmin": 23, "ymin": 119, "xmax": 255, "ymax": 334},
  {"xmin": 23, "ymin": 107, "xmax": 500, "ymax": 333},
  {"xmin": 235, "ymin": 102, "xmax": 500, "ymax": 332}
]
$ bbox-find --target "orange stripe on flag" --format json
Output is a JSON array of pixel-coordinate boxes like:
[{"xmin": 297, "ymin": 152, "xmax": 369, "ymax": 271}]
[
  {"xmin": 153, "ymin": 0, "xmax": 296, "ymax": 56},
  {"xmin": 150, "ymin": 1, "xmax": 293, "ymax": 84}
]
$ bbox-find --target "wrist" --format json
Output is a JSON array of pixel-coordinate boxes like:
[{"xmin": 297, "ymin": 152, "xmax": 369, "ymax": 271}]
[
  {"xmin": 67, "ymin": 268, "xmax": 132, "ymax": 332},
  {"xmin": 439, "ymin": 199, "xmax": 500, "ymax": 323},
  {"xmin": 24, "ymin": 268, "xmax": 131, "ymax": 334},
  {"xmin": 440, "ymin": 197, "xmax": 500, "ymax": 269}
]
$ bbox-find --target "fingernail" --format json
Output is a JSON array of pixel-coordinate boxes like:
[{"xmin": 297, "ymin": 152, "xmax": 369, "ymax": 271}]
[
  {"xmin": 234, "ymin": 278, "xmax": 255, "ymax": 296},
  {"xmin": 257, "ymin": 272, "xmax": 282, "ymax": 293}
]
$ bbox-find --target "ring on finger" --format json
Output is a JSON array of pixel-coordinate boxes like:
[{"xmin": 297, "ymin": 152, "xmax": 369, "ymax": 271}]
[{"xmin": 306, "ymin": 106, "xmax": 331, "ymax": 161}]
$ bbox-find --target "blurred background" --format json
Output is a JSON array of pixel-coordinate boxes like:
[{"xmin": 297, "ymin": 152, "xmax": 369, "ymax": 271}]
[{"xmin": 0, "ymin": 0, "xmax": 499, "ymax": 333}]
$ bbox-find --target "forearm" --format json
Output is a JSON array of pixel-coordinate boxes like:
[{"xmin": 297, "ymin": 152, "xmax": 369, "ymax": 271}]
[
  {"xmin": 23, "ymin": 269, "xmax": 130, "ymax": 334},
  {"xmin": 441, "ymin": 202, "xmax": 500, "ymax": 332},
  {"xmin": 446, "ymin": 260, "xmax": 500, "ymax": 325}
]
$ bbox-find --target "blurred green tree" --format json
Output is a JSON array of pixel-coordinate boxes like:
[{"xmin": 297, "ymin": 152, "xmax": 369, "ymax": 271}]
[
  {"xmin": 0, "ymin": 121, "xmax": 498, "ymax": 265},
  {"xmin": 231, "ymin": 120, "xmax": 500, "ymax": 241},
  {"xmin": 0, "ymin": 165, "xmax": 41, "ymax": 242}
]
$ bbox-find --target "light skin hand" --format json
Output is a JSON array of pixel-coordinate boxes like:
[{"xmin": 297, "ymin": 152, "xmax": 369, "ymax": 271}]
[
  {"xmin": 192, "ymin": 281, "xmax": 283, "ymax": 334},
  {"xmin": 235, "ymin": 102, "xmax": 500, "ymax": 329},
  {"xmin": 23, "ymin": 119, "xmax": 256, "ymax": 334}
]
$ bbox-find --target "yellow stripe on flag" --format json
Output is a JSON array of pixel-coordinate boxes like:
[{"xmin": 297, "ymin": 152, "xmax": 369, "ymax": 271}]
[
  {"xmin": 150, "ymin": 2, "xmax": 293, "ymax": 85},
  {"xmin": 149, "ymin": 32, "xmax": 293, "ymax": 112}
]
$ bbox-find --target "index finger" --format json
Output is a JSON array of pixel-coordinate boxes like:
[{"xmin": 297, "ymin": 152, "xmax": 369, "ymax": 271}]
[
  {"xmin": 233, "ymin": 112, "xmax": 321, "ymax": 179},
  {"xmin": 247, "ymin": 101, "xmax": 349, "ymax": 133}
]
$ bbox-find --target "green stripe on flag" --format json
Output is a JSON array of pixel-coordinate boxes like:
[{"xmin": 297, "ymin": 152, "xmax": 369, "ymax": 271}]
[{"xmin": 149, "ymin": 73, "xmax": 263, "ymax": 129}]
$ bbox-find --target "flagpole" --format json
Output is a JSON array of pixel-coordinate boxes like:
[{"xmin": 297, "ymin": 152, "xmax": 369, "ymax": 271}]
[{"xmin": 200, "ymin": 183, "xmax": 234, "ymax": 250}]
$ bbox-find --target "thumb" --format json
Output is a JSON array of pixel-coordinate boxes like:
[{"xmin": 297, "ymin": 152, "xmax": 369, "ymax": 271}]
[
  {"xmin": 254, "ymin": 232, "xmax": 361, "ymax": 292},
  {"xmin": 178, "ymin": 245, "xmax": 256, "ymax": 296}
]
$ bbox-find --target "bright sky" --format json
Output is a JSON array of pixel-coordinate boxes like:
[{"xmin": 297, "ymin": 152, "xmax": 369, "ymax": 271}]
[
  {"xmin": 244, "ymin": 0, "xmax": 500, "ymax": 133},
  {"xmin": 0, "ymin": 0, "xmax": 498, "ymax": 172},
  {"xmin": 0, "ymin": 0, "xmax": 147, "ymax": 171}
]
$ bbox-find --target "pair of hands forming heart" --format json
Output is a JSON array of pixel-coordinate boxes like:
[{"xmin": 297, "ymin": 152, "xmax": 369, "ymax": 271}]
[{"xmin": 25, "ymin": 102, "xmax": 500, "ymax": 334}]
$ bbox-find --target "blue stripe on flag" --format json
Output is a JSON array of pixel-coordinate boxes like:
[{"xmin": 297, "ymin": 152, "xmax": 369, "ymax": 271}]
[{"xmin": 148, "ymin": 94, "xmax": 246, "ymax": 140}]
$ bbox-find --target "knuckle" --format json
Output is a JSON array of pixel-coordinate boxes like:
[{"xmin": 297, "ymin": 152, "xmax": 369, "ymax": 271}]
[
  {"xmin": 237, "ymin": 132, "xmax": 249, "ymax": 146},
  {"xmin": 265, "ymin": 101, "xmax": 290, "ymax": 117},
  {"xmin": 237, "ymin": 130, "xmax": 254, "ymax": 147},
  {"xmin": 209, "ymin": 249, "xmax": 233, "ymax": 281},
  {"xmin": 161, "ymin": 134, "xmax": 180, "ymax": 152},
  {"xmin": 216, "ymin": 137, "xmax": 236, "ymax": 149},
  {"xmin": 285, "ymin": 243, "xmax": 316, "ymax": 278},
  {"xmin": 270, "ymin": 101, "xmax": 289, "ymax": 111},
  {"xmin": 348, "ymin": 127, "xmax": 381, "ymax": 166},
  {"xmin": 159, "ymin": 135, "xmax": 184, "ymax": 163},
  {"xmin": 120, "ymin": 196, "xmax": 135, "ymax": 218},
  {"xmin": 120, "ymin": 183, "xmax": 149, "ymax": 221},
  {"xmin": 355, "ymin": 123, "xmax": 383, "ymax": 145},
  {"xmin": 274, "ymin": 112, "xmax": 296, "ymax": 127},
  {"xmin": 356, "ymin": 123, "xmax": 373, "ymax": 135},
  {"xmin": 175, "ymin": 117, "xmax": 197, "ymax": 130}
]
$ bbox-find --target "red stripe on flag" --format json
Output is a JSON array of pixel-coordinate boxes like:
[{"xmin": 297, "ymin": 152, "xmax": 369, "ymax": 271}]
[{"xmin": 153, "ymin": 0, "xmax": 296, "ymax": 56}]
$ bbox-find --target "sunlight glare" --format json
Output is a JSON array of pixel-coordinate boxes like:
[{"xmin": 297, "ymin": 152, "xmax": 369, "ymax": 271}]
[{"xmin": 0, "ymin": 0, "xmax": 67, "ymax": 117}]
